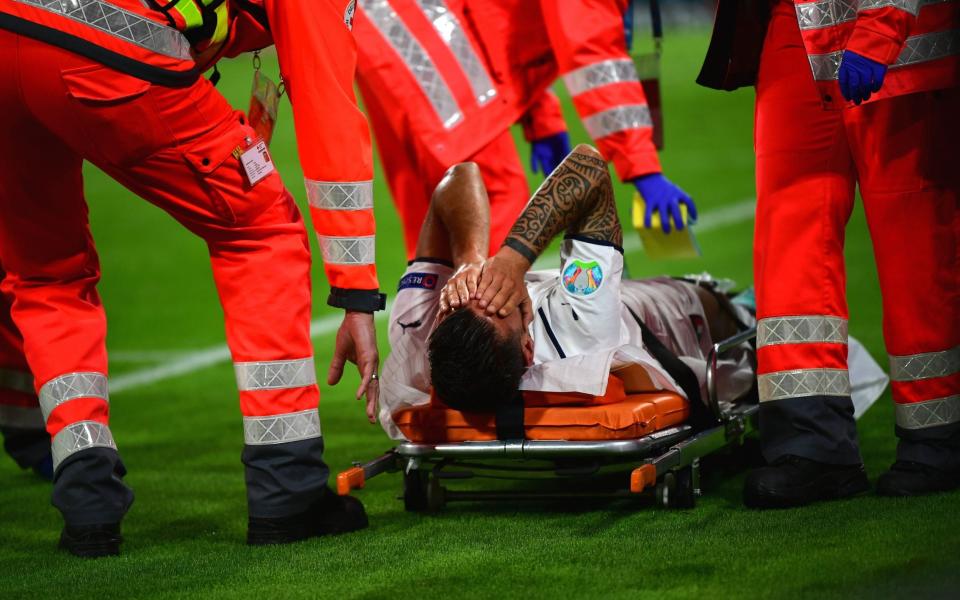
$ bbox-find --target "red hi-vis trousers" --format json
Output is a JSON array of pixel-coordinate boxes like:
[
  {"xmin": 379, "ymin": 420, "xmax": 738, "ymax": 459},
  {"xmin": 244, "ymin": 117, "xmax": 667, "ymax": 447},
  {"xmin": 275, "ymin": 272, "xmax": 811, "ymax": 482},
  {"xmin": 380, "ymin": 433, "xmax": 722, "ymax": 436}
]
[
  {"xmin": 754, "ymin": 6, "xmax": 960, "ymax": 467},
  {"xmin": 0, "ymin": 31, "xmax": 324, "ymax": 524}
]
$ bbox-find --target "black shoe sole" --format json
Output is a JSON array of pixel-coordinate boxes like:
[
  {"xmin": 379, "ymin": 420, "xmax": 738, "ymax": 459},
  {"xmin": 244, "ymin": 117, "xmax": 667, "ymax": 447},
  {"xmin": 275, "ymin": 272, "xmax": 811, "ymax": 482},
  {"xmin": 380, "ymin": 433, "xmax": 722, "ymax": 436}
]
[
  {"xmin": 744, "ymin": 470, "xmax": 870, "ymax": 509},
  {"xmin": 58, "ymin": 532, "xmax": 121, "ymax": 558},
  {"xmin": 247, "ymin": 495, "xmax": 369, "ymax": 546},
  {"xmin": 876, "ymin": 477, "xmax": 960, "ymax": 497}
]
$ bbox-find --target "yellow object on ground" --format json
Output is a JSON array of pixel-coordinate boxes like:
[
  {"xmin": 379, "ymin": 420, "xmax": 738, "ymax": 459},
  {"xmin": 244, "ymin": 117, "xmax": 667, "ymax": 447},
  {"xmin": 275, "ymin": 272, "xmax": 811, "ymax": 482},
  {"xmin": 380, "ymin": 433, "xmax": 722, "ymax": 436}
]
[{"xmin": 631, "ymin": 192, "xmax": 702, "ymax": 259}]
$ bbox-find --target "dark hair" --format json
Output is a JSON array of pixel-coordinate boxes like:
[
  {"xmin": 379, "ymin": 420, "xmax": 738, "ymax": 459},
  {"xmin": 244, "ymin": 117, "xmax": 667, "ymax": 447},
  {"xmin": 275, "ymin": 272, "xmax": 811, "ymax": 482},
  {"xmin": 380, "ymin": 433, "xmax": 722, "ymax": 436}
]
[{"xmin": 428, "ymin": 308, "xmax": 525, "ymax": 412}]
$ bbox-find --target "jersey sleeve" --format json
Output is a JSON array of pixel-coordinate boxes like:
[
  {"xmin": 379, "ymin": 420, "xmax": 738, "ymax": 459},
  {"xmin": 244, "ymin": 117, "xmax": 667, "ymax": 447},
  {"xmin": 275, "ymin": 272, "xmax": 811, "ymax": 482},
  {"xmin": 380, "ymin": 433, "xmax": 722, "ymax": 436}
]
[
  {"xmin": 540, "ymin": 0, "xmax": 661, "ymax": 181},
  {"xmin": 379, "ymin": 261, "xmax": 452, "ymax": 439},
  {"xmin": 265, "ymin": 0, "xmax": 383, "ymax": 311},
  {"xmin": 846, "ymin": 4, "xmax": 919, "ymax": 65},
  {"xmin": 531, "ymin": 236, "xmax": 626, "ymax": 363}
]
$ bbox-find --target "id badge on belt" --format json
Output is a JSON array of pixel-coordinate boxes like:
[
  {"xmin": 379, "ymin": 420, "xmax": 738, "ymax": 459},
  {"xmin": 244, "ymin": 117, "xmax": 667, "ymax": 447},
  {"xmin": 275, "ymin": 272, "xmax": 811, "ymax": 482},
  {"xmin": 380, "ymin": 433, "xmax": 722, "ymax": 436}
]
[{"xmin": 234, "ymin": 136, "xmax": 275, "ymax": 187}]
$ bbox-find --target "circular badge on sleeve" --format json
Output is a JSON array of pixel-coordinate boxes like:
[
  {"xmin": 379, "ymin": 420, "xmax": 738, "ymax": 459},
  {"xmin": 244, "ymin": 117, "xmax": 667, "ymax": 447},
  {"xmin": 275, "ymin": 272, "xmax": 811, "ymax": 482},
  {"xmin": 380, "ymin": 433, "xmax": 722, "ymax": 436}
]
[{"xmin": 562, "ymin": 260, "xmax": 603, "ymax": 296}]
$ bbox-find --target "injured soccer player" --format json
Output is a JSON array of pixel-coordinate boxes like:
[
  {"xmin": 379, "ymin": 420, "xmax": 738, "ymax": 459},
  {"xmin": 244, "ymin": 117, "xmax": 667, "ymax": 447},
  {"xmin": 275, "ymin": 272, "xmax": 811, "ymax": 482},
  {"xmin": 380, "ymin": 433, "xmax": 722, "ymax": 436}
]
[{"xmin": 378, "ymin": 144, "xmax": 759, "ymax": 439}]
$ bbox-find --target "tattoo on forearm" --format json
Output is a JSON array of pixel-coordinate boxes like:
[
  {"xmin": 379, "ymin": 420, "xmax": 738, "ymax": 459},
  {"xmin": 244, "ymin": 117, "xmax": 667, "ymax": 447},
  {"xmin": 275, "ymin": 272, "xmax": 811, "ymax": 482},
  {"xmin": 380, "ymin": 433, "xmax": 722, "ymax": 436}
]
[{"xmin": 503, "ymin": 148, "xmax": 622, "ymax": 261}]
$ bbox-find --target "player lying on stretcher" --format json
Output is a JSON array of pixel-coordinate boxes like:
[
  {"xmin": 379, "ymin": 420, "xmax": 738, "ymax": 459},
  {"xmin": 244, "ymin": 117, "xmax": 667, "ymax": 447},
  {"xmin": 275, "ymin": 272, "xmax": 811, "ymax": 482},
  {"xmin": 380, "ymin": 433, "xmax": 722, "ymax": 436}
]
[{"xmin": 377, "ymin": 144, "xmax": 757, "ymax": 439}]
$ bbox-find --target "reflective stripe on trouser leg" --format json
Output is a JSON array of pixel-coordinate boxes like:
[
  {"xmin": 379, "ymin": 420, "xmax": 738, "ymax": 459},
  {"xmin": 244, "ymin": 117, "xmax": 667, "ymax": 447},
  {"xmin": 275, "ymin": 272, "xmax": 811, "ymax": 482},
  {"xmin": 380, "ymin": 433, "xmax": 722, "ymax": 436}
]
[
  {"xmin": 51, "ymin": 420, "xmax": 116, "ymax": 470},
  {"xmin": 235, "ymin": 357, "xmax": 327, "ymax": 516},
  {"xmin": 39, "ymin": 371, "xmax": 109, "ymax": 421}
]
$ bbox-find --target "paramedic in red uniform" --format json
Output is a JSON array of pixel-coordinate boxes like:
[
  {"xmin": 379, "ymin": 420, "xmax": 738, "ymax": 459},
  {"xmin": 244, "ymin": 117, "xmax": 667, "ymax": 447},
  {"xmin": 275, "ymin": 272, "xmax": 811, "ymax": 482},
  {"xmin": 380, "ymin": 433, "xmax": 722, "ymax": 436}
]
[
  {"xmin": 699, "ymin": 0, "xmax": 960, "ymax": 507},
  {"xmin": 0, "ymin": 0, "xmax": 384, "ymax": 556},
  {"xmin": 353, "ymin": 0, "xmax": 696, "ymax": 260}
]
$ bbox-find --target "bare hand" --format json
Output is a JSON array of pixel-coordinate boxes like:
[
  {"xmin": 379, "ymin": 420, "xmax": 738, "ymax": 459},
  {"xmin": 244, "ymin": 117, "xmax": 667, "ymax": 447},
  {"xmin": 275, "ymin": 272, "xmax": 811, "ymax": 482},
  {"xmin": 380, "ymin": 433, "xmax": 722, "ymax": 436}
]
[
  {"xmin": 439, "ymin": 261, "xmax": 483, "ymax": 313},
  {"xmin": 475, "ymin": 249, "xmax": 530, "ymax": 317},
  {"xmin": 327, "ymin": 311, "xmax": 379, "ymax": 423}
]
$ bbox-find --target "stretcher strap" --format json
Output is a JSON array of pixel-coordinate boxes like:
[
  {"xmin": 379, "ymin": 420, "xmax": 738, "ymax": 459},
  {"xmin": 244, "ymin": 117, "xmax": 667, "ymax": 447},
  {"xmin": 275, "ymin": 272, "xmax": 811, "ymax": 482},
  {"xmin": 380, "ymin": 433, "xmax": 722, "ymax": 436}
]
[
  {"xmin": 495, "ymin": 391, "xmax": 525, "ymax": 441},
  {"xmin": 625, "ymin": 306, "xmax": 718, "ymax": 431}
]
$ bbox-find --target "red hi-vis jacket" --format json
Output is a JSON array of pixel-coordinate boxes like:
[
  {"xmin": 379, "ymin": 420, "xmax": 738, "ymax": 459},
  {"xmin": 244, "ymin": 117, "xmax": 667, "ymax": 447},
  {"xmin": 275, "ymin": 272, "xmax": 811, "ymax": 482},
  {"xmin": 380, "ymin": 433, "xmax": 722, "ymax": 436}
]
[
  {"xmin": 794, "ymin": 0, "xmax": 960, "ymax": 109},
  {"xmin": 0, "ymin": 0, "xmax": 383, "ymax": 311},
  {"xmin": 353, "ymin": 0, "xmax": 661, "ymax": 182},
  {"xmin": 478, "ymin": 0, "xmax": 662, "ymax": 180},
  {"xmin": 353, "ymin": 0, "xmax": 518, "ymax": 171}
]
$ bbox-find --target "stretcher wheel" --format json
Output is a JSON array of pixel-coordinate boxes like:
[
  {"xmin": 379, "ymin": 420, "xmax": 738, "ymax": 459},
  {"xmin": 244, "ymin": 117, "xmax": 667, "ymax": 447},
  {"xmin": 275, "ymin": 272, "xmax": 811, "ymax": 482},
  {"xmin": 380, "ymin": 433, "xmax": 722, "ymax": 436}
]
[
  {"xmin": 403, "ymin": 468, "xmax": 429, "ymax": 512},
  {"xmin": 426, "ymin": 476, "xmax": 446, "ymax": 512},
  {"xmin": 656, "ymin": 466, "xmax": 696, "ymax": 509}
]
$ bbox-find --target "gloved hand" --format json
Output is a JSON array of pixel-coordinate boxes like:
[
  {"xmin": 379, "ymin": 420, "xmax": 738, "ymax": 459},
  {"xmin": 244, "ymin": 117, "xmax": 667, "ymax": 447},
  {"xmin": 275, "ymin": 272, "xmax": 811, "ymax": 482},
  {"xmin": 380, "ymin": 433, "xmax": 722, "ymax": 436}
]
[
  {"xmin": 838, "ymin": 50, "xmax": 887, "ymax": 105},
  {"xmin": 633, "ymin": 173, "xmax": 697, "ymax": 233},
  {"xmin": 529, "ymin": 131, "xmax": 571, "ymax": 176}
]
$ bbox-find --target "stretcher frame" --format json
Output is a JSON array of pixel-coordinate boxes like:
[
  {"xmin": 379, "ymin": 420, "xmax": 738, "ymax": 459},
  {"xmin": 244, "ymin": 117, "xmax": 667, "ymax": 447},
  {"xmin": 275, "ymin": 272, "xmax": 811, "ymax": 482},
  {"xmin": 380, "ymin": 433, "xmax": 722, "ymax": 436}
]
[{"xmin": 337, "ymin": 327, "xmax": 758, "ymax": 510}]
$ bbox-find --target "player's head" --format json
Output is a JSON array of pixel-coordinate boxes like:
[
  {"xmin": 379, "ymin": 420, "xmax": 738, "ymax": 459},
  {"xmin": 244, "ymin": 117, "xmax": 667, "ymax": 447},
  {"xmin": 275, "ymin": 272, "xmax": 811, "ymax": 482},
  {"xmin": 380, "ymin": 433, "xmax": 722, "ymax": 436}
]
[{"xmin": 428, "ymin": 301, "xmax": 533, "ymax": 412}]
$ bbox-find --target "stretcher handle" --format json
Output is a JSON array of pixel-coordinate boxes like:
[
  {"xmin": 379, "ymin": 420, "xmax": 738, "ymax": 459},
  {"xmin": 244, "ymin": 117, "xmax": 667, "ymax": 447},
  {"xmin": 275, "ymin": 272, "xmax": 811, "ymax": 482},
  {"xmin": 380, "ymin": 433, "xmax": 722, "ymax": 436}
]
[
  {"xmin": 335, "ymin": 451, "xmax": 400, "ymax": 496},
  {"xmin": 706, "ymin": 325, "xmax": 757, "ymax": 421}
]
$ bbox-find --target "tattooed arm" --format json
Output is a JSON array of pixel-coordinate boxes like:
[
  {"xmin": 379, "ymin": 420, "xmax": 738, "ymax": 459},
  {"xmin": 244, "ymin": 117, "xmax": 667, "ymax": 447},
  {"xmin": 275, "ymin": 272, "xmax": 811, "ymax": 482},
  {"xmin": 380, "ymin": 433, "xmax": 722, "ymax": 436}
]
[
  {"xmin": 475, "ymin": 144, "xmax": 621, "ymax": 316},
  {"xmin": 504, "ymin": 144, "xmax": 621, "ymax": 260}
]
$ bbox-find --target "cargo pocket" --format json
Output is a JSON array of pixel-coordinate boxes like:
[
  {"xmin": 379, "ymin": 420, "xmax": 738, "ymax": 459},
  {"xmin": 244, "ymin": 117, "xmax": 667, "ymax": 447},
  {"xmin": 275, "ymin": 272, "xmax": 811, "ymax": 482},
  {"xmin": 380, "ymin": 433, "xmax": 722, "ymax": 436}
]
[
  {"xmin": 182, "ymin": 113, "xmax": 283, "ymax": 225},
  {"xmin": 61, "ymin": 64, "xmax": 170, "ymax": 167}
]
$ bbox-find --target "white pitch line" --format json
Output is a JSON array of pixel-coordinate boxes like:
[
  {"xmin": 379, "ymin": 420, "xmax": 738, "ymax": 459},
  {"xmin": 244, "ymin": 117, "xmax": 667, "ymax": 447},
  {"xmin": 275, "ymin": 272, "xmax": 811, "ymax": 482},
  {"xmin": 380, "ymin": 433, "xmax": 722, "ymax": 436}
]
[
  {"xmin": 110, "ymin": 198, "xmax": 755, "ymax": 394},
  {"xmin": 110, "ymin": 300, "xmax": 394, "ymax": 394}
]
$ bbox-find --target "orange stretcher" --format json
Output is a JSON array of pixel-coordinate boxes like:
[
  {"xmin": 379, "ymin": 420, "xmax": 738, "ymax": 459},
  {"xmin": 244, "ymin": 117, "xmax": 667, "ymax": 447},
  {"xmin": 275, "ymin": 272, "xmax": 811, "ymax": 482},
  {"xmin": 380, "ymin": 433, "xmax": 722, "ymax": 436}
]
[{"xmin": 338, "ymin": 327, "xmax": 758, "ymax": 511}]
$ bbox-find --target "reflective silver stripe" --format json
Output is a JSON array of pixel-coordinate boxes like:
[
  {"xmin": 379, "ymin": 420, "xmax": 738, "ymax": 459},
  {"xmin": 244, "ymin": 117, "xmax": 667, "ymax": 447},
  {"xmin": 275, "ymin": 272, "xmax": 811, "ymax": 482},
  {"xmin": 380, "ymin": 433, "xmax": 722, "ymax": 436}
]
[
  {"xmin": 415, "ymin": 0, "xmax": 496, "ymax": 106},
  {"xmin": 797, "ymin": 0, "xmax": 938, "ymax": 30},
  {"xmin": 758, "ymin": 368, "xmax": 851, "ymax": 402},
  {"xmin": 797, "ymin": 0, "xmax": 858, "ymax": 30},
  {"xmin": 893, "ymin": 28, "xmax": 960, "ymax": 67},
  {"xmin": 234, "ymin": 358, "xmax": 317, "ymax": 392},
  {"xmin": 243, "ymin": 409, "xmax": 321, "ymax": 445},
  {"xmin": 896, "ymin": 395, "xmax": 960, "ymax": 429},
  {"xmin": 809, "ymin": 51, "xmax": 845, "ymax": 80},
  {"xmin": 317, "ymin": 235, "xmax": 375, "ymax": 265},
  {"xmin": 305, "ymin": 180, "xmax": 374, "ymax": 211},
  {"xmin": 810, "ymin": 29, "xmax": 960, "ymax": 80},
  {"xmin": 360, "ymin": 0, "xmax": 463, "ymax": 129},
  {"xmin": 38, "ymin": 372, "xmax": 108, "ymax": 422},
  {"xmin": 757, "ymin": 316, "xmax": 848, "ymax": 348},
  {"xmin": 859, "ymin": 0, "xmax": 922, "ymax": 14},
  {"xmin": 0, "ymin": 405, "xmax": 44, "ymax": 429},
  {"xmin": 582, "ymin": 104, "xmax": 652, "ymax": 139},
  {"xmin": 0, "ymin": 368, "xmax": 34, "ymax": 395},
  {"xmin": 889, "ymin": 346, "xmax": 960, "ymax": 382},
  {"xmin": 14, "ymin": 0, "xmax": 192, "ymax": 60},
  {"xmin": 564, "ymin": 58, "xmax": 640, "ymax": 97},
  {"xmin": 51, "ymin": 421, "xmax": 117, "ymax": 470}
]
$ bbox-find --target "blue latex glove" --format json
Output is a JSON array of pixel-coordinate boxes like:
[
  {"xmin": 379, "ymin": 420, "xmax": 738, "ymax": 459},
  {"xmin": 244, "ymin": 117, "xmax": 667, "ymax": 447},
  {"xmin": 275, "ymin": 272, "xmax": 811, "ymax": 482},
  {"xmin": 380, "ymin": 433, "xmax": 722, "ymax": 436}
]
[
  {"xmin": 529, "ymin": 132, "xmax": 571, "ymax": 176},
  {"xmin": 633, "ymin": 173, "xmax": 698, "ymax": 233},
  {"xmin": 838, "ymin": 50, "xmax": 887, "ymax": 105}
]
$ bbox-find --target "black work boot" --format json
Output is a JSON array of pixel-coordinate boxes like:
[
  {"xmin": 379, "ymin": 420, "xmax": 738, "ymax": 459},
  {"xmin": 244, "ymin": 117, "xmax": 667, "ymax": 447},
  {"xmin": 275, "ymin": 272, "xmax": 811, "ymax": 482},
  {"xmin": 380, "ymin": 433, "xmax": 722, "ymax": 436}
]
[
  {"xmin": 743, "ymin": 455, "xmax": 869, "ymax": 509},
  {"xmin": 876, "ymin": 460, "xmax": 960, "ymax": 496},
  {"xmin": 59, "ymin": 524, "xmax": 122, "ymax": 558},
  {"xmin": 247, "ymin": 487, "xmax": 368, "ymax": 546}
]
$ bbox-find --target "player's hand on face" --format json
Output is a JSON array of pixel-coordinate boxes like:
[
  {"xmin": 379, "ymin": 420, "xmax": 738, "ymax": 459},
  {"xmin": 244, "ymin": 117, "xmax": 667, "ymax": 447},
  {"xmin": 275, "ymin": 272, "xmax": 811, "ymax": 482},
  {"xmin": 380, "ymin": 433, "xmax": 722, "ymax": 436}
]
[
  {"xmin": 440, "ymin": 261, "xmax": 483, "ymax": 313},
  {"xmin": 476, "ymin": 250, "xmax": 530, "ymax": 317},
  {"xmin": 328, "ymin": 310, "xmax": 379, "ymax": 424}
]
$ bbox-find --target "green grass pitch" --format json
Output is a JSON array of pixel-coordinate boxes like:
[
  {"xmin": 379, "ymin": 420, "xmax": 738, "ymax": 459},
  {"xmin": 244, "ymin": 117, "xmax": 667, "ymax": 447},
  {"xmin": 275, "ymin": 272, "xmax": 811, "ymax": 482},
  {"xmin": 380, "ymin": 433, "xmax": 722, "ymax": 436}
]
[{"xmin": 1, "ymin": 30, "xmax": 958, "ymax": 599}]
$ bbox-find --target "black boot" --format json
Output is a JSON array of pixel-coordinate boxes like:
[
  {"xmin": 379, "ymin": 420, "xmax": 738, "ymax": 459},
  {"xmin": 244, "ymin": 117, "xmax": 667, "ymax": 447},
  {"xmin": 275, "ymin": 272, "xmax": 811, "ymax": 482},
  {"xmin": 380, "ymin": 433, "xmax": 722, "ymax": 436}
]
[
  {"xmin": 876, "ymin": 460, "xmax": 960, "ymax": 497},
  {"xmin": 59, "ymin": 524, "xmax": 122, "ymax": 558},
  {"xmin": 247, "ymin": 487, "xmax": 368, "ymax": 546},
  {"xmin": 743, "ymin": 455, "xmax": 869, "ymax": 509}
]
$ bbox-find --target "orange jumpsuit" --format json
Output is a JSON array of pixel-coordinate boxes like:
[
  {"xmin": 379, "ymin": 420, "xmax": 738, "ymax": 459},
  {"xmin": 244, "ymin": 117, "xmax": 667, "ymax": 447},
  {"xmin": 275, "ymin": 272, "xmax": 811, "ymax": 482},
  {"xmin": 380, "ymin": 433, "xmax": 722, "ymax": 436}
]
[
  {"xmin": 0, "ymin": 0, "xmax": 380, "ymax": 524},
  {"xmin": 752, "ymin": 0, "xmax": 960, "ymax": 466},
  {"xmin": 354, "ymin": 0, "xmax": 661, "ymax": 259}
]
